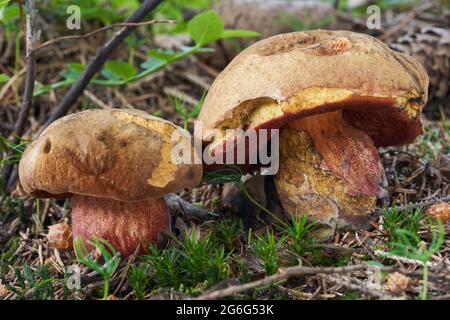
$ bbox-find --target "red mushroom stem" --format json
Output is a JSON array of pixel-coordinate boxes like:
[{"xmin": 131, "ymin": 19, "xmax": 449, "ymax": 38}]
[
  {"xmin": 71, "ymin": 195, "xmax": 170, "ymax": 257},
  {"xmin": 275, "ymin": 110, "xmax": 383, "ymax": 225}
]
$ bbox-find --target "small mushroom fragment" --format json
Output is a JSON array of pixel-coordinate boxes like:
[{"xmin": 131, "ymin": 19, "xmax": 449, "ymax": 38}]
[
  {"xmin": 386, "ymin": 272, "xmax": 411, "ymax": 294},
  {"xmin": 0, "ymin": 282, "xmax": 10, "ymax": 298},
  {"xmin": 19, "ymin": 109, "xmax": 202, "ymax": 257},
  {"xmin": 47, "ymin": 222, "xmax": 73, "ymax": 250},
  {"xmin": 198, "ymin": 30, "xmax": 428, "ymax": 227},
  {"xmin": 426, "ymin": 202, "xmax": 450, "ymax": 223}
]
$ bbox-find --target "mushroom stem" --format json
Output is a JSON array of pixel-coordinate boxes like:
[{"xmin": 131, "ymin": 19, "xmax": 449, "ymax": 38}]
[
  {"xmin": 71, "ymin": 195, "xmax": 170, "ymax": 257},
  {"xmin": 275, "ymin": 110, "xmax": 383, "ymax": 226}
]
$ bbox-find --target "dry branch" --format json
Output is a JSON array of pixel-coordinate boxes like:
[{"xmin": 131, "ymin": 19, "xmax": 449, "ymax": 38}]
[
  {"xmin": 379, "ymin": 1, "xmax": 436, "ymax": 41},
  {"xmin": 1, "ymin": 0, "xmax": 37, "ymax": 185},
  {"xmin": 377, "ymin": 195, "xmax": 450, "ymax": 213},
  {"xmin": 195, "ymin": 263, "xmax": 393, "ymax": 300},
  {"xmin": 321, "ymin": 274, "xmax": 397, "ymax": 300},
  {"xmin": 42, "ymin": 0, "xmax": 164, "ymax": 129}
]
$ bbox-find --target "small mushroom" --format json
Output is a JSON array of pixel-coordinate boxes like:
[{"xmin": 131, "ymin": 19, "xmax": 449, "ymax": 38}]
[
  {"xmin": 19, "ymin": 109, "xmax": 202, "ymax": 257},
  {"xmin": 386, "ymin": 272, "xmax": 411, "ymax": 294},
  {"xmin": 47, "ymin": 222, "xmax": 73, "ymax": 250},
  {"xmin": 426, "ymin": 202, "xmax": 450, "ymax": 223},
  {"xmin": 198, "ymin": 30, "xmax": 429, "ymax": 227},
  {"xmin": 0, "ymin": 282, "xmax": 10, "ymax": 298}
]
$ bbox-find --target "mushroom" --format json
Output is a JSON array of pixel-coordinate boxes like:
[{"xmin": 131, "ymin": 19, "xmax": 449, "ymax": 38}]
[
  {"xmin": 19, "ymin": 109, "xmax": 202, "ymax": 257},
  {"xmin": 198, "ymin": 30, "xmax": 428, "ymax": 227},
  {"xmin": 47, "ymin": 222, "xmax": 73, "ymax": 250}
]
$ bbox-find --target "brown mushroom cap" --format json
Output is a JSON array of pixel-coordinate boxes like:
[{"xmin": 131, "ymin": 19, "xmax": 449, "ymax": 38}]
[
  {"xmin": 198, "ymin": 30, "xmax": 429, "ymax": 154},
  {"xmin": 19, "ymin": 109, "xmax": 203, "ymax": 201}
]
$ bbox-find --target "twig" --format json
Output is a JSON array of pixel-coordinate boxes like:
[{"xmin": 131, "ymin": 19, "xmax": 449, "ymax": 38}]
[
  {"xmin": 321, "ymin": 274, "xmax": 397, "ymax": 300},
  {"xmin": 112, "ymin": 246, "xmax": 140, "ymax": 296},
  {"xmin": 83, "ymin": 90, "xmax": 113, "ymax": 109},
  {"xmin": 164, "ymin": 87, "xmax": 200, "ymax": 106},
  {"xmin": 373, "ymin": 250, "xmax": 438, "ymax": 267},
  {"xmin": 42, "ymin": 0, "xmax": 163, "ymax": 129},
  {"xmin": 378, "ymin": 1, "xmax": 435, "ymax": 41},
  {"xmin": 182, "ymin": 73, "xmax": 211, "ymax": 91},
  {"xmin": 279, "ymin": 286, "xmax": 336, "ymax": 300},
  {"xmin": 195, "ymin": 263, "xmax": 387, "ymax": 300},
  {"xmin": 1, "ymin": 0, "xmax": 37, "ymax": 185},
  {"xmin": 35, "ymin": 19, "xmax": 175, "ymax": 51},
  {"xmin": 114, "ymin": 88, "xmax": 135, "ymax": 109},
  {"xmin": 0, "ymin": 68, "xmax": 27, "ymax": 101},
  {"xmin": 191, "ymin": 56, "xmax": 220, "ymax": 78}
]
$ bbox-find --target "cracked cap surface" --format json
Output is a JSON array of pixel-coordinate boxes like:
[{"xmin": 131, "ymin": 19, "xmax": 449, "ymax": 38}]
[{"xmin": 19, "ymin": 109, "xmax": 203, "ymax": 201}]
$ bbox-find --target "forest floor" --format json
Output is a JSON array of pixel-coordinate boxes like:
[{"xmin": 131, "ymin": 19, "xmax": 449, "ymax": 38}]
[{"xmin": 0, "ymin": 1, "xmax": 449, "ymax": 300}]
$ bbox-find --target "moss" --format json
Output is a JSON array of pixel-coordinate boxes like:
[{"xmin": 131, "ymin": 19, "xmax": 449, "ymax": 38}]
[
  {"xmin": 311, "ymin": 249, "xmax": 351, "ymax": 267},
  {"xmin": 338, "ymin": 291, "xmax": 360, "ymax": 300},
  {"xmin": 0, "ymin": 237, "xmax": 21, "ymax": 274}
]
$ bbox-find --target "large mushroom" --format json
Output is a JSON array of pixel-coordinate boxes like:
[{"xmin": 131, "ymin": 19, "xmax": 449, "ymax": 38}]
[
  {"xmin": 19, "ymin": 109, "xmax": 202, "ymax": 257},
  {"xmin": 198, "ymin": 30, "xmax": 428, "ymax": 227}
]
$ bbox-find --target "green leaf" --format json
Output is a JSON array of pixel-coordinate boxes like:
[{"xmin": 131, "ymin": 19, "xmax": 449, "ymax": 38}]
[
  {"xmin": 147, "ymin": 48, "xmax": 178, "ymax": 61},
  {"xmin": 366, "ymin": 261, "xmax": 385, "ymax": 268},
  {"xmin": 61, "ymin": 63, "xmax": 85, "ymax": 80},
  {"xmin": 111, "ymin": 0, "xmax": 139, "ymax": 13},
  {"xmin": 177, "ymin": 0, "xmax": 213, "ymax": 9},
  {"xmin": 0, "ymin": 73, "xmax": 9, "ymax": 83},
  {"xmin": 103, "ymin": 60, "xmax": 137, "ymax": 81},
  {"xmin": 180, "ymin": 46, "xmax": 213, "ymax": 54},
  {"xmin": 187, "ymin": 10, "xmax": 224, "ymax": 46},
  {"xmin": 1, "ymin": 3, "xmax": 19, "ymax": 23},
  {"xmin": 140, "ymin": 57, "xmax": 166, "ymax": 72},
  {"xmin": 221, "ymin": 29, "xmax": 260, "ymax": 39},
  {"xmin": 171, "ymin": 20, "xmax": 188, "ymax": 34},
  {"xmin": 124, "ymin": 33, "xmax": 139, "ymax": 49}
]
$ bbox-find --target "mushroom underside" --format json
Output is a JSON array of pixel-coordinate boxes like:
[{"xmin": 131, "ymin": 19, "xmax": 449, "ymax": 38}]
[
  {"xmin": 72, "ymin": 195, "xmax": 170, "ymax": 257},
  {"xmin": 202, "ymin": 94, "xmax": 422, "ymax": 174},
  {"xmin": 275, "ymin": 110, "xmax": 384, "ymax": 227},
  {"xmin": 202, "ymin": 101, "xmax": 414, "ymax": 226}
]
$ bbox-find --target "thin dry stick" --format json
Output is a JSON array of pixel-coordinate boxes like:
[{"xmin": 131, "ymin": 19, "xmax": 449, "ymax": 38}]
[
  {"xmin": 378, "ymin": 1, "xmax": 435, "ymax": 41},
  {"xmin": 35, "ymin": 19, "xmax": 176, "ymax": 51},
  {"xmin": 1, "ymin": 0, "xmax": 37, "ymax": 184},
  {"xmin": 195, "ymin": 263, "xmax": 387, "ymax": 300},
  {"xmin": 83, "ymin": 90, "xmax": 113, "ymax": 109},
  {"xmin": 321, "ymin": 274, "xmax": 396, "ymax": 300}
]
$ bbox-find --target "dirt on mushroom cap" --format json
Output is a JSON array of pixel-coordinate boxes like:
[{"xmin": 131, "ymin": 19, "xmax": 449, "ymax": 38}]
[
  {"xmin": 198, "ymin": 30, "xmax": 429, "ymax": 154},
  {"xmin": 18, "ymin": 109, "xmax": 203, "ymax": 201}
]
